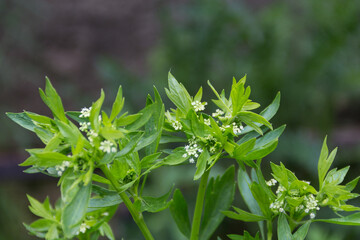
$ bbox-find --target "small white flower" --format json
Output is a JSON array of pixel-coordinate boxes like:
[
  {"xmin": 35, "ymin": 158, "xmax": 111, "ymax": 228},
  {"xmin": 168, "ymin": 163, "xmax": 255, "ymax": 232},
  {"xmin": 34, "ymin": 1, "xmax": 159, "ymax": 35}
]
[
  {"xmin": 192, "ymin": 101, "xmax": 207, "ymax": 112},
  {"xmin": 212, "ymin": 109, "xmax": 224, "ymax": 118},
  {"xmin": 172, "ymin": 120, "xmax": 182, "ymax": 130},
  {"xmin": 310, "ymin": 213, "xmax": 316, "ymax": 219},
  {"xmin": 63, "ymin": 161, "xmax": 70, "ymax": 167},
  {"xmin": 305, "ymin": 209, "xmax": 309, "ymax": 213},
  {"xmin": 266, "ymin": 179, "xmax": 277, "ymax": 186},
  {"xmin": 80, "ymin": 107, "xmax": 92, "ymax": 118},
  {"xmin": 183, "ymin": 153, "xmax": 188, "ymax": 158},
  {"xmin": 279, "ymin": 208, "xmax": 284, "ymax": 213},
  {"xmin": 99, "ymin": 140, "xmax": 116, "ymax": 153},
  {"xmin": 232, "ymin": 123, "xmax": 243, "ymax": 135},
  {"xmin": 102, "ymin": 212, "xmax": 109, "ymax": 217},
  {"xmin": 204, "ymin": 119, "xmax": 211, "ymax": 126},
  {"xmin": 79, "ymin": 122, "xmax": 90, "ymax": 132},
  {"xmin": 189, "ymin": 158, "xmax": 195, "ymax": 164},
  {"xmin": 57, "ymin": 171, "xmax": 63, "ymax": 176},
  {"xmin": 79, "ymin": 223, "xmax": 90, "ymax": 233}
]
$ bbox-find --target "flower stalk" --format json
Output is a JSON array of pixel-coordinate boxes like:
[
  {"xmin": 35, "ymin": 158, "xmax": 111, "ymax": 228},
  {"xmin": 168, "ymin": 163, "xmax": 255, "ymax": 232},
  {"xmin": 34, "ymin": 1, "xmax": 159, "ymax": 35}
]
[
  {"xmin": 100, "ymin": 165, "xmax": 154, "ymax": 240},
  {"xmin": 190, "ymin": 169, "xmax": 211, "ymax": 240}
]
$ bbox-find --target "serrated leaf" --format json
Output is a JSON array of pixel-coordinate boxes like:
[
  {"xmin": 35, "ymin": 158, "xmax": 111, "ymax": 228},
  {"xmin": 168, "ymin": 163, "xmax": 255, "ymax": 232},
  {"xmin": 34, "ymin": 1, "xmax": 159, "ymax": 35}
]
[
  {"xmin": 39, "ymin": 78, "xmax": 68, "ymax": 122},
  {"xmin": 27, "ymin": 195, "xmax": 54, "ymax": 220}
]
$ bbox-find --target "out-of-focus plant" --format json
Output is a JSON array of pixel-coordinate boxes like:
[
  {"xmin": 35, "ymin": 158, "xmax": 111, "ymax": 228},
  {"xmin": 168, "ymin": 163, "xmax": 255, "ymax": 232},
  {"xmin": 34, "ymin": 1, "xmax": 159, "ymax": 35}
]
[{"xmin": 7, "ymin": 73, "xmax": 360, "ymax": 239}]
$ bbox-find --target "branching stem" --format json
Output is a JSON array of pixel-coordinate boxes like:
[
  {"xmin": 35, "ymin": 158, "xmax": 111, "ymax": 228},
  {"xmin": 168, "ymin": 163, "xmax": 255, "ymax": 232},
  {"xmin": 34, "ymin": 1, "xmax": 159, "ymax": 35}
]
[{"xmin": 100, "ymin": 165, "xmax": 154, "ymax": 240}]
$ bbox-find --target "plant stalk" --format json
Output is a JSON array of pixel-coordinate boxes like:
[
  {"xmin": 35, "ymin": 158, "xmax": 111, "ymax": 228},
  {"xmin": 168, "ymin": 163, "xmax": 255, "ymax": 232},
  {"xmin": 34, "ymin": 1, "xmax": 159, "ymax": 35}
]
[
  {"xmin": 100, "ymin": 165, "xmax": 154, "ymax": 240},
  {"xmin": 190, "ymin": 169, "xmax": 211, "ymax": 240},
  {"xmin": 267, "ymin": 220, "xmax": 272, "ymax": 240}
]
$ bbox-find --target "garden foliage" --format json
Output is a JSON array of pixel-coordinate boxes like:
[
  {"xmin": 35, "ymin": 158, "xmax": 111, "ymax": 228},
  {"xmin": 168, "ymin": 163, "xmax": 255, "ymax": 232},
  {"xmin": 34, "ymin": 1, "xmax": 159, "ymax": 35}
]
[{"xmin": 7, "ymin": 74, "xmax": 360, "ymax": 240}]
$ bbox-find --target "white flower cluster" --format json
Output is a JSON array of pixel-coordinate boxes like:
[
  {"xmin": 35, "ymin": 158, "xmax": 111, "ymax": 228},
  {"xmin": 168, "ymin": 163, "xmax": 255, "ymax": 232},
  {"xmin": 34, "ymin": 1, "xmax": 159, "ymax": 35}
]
[
  {"xmin": 266, "ymin": 178, "xmax": 277, "ymax": 186},
  {"xmin": 79, "ymin": 122, "xmax": 91, "ymax": 132},
  {"xmin": 172, "ymin": 120, "xmax": 182, "ymax": 130},
  {"xmin": 220, "ymin": 124, "xmax": 230, "ymax": 132},
  {"xmin": 191, "ymin": 101, "xmax": 207, "ymax": 112},
  {"xmin": 55, "ymin": 161, "xmax": 70, "ymax": 176},
  {"xmin": 212, "ymin": 109, "xmax": 224, "ymax": 118},
  {"xmin": 204, "ymin": 119, "xmax": 211, "ymax": 126},
  {"xmin": 268, "ymin": 177, "xmax": 320, "ymax": 219},
  {"xmin": 77, "ymin": 222, "xmax": 90, "ymax": 234},
  {"xmin": 276, "ymin": 185, "xmax": 286, "ymax": 194},
  {"xmin": 87, "ymin": 129, "xmax": 98, "ymax": 145},
  {"xmin": 99, "ymin": 140, "xmax": 117, "ymax": 153},
  {"xmin": 270, "ymin": 199, "xmax": 285, "ymax": 213},
  {"xmin": 183, "ymin": 137, "xmax": 203, "ymax": 164},
  {"xmin": 232, "ymin": 122, "xmax": 244, "ymax": 134},
  {"xmin": 80, "ymin": 107, "xmax": 92, "ymax": 118}
]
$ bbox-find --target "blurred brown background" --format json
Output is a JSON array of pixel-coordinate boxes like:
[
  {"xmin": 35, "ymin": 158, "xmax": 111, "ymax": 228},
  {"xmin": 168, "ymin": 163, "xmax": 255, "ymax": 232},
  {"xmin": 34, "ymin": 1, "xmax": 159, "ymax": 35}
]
[{"xmin": 1, "ymin": 0, "xmax": 360, "ymax": 239}]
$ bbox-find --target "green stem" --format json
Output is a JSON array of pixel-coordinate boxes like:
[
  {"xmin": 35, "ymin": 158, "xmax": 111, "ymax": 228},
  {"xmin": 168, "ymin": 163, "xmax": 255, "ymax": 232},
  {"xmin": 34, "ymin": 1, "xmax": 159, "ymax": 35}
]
[
  {"xmin": 190, "ymin": 169, "xmax": 211, "ymax": 240},
  {"xmin": 100, "ymin": 165, "xmax": 154, "ymax": 240},
  {"xmin": 267, "ymin": 220, "xmax": 272, "ymax": 240}
]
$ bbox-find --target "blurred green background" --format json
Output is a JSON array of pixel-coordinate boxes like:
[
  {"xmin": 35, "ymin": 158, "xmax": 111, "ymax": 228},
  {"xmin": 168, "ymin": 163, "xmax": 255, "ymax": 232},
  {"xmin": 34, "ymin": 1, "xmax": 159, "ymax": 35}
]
[{"xmin": 1, "ymin": 0, "xmax": 360, "ymax": 239}]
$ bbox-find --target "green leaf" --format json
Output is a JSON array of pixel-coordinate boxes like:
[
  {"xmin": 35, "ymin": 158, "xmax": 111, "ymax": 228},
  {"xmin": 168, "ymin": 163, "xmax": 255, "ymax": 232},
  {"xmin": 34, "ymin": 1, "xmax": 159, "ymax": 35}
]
[
  {"xmin": 88, "ymin": 186, "xmax": 122, "ymax": 211},
  {"xmin": 194, "ymin": 149, "xmax": 210, "ymax": 180},
  {"xmin": 100, "ymin": 126, "xmax": 125, "ymax": 140},
  {"xmin": 22, "ymin": 152, "xmax": 72, "ymax": 167},
  {"xmin": 45, "ymin": 223, "xmax": 59, "ymax": 240},
  {"xmin": 62, "ymin": 182, "xmax": 92, "ymax": 238},
  {"xmin": 238, "ymin": 111, "xmax": 273, "ymax": 131},
  {"xmin": 135, "ymin": 186, "xmax": 173, "ymax": 213},
  {"xmin": 115, "ymin": 132, "xmax": 143, "ymax": 158},
  {"xmin": 29, "ymin": 219, "xmax": 54, "ymax": 232},
  {"xmin": 169, "ymin": 189, "xmax": 191, "ymax": 238},
  {"xmin": 6, "ymin": 112, "xmax": 37, "ymax": 132},
  {"xmin": 228, "ymin": 231, "xmax": 260, "ymax": 240},
  {"xmin": 254, "ymin": 125, "xmax": 286, "ymax": 149},
  {"xmin": 200, "ymin": 166, "xmax": 235, "ymax": 240},
  {"xmin": 315, "ymin": 212, "xmax": 360, "ymax": 225},
  {"xmin": 90, "ymin": 89, "xmax": 105, "ymax": 132},
  {"xmin": 318, "ymin": 137, "xmax": 338, "ymax": 189},
  {"xmin": 101, "ymin": 222, "xmax": 115, "ymax": 240},
  {"xmin": 39, "ymin": 78, "xmax": 68, "ymax": 122},
  {"xmin": 141, "ymin": 152, "xmax": 162, "ymax": 169},
  {"xmin": 242, "ymin": 140, "xmax": 278, "ymax": 161},
  {"xmin": 277, "ymin": 214, "xmax": 292, "ymax": 240},
  {"xmin": 165, "ymin": 72, "xmax": 192, "ymax": 114},
  {"xmin": 55, "ymin": 120, "xmax": 86, "ymax": 147},
  {"xmin": 115, "ymin": 113, "xmax": 142, "ymax": 126},
  {"xmin": 293, "ymin": 221, "xmax": 311, "ymax": 240},
  {"xmin": 162, "ymin": 148, "xmax": 188, "ymax": 165},
  {"xmin": 260, "ymin": 92, "xmax": 280, "ymax": 121},
  {"xmin": 250, "ymin": 182, "xmax": 271, "ymax": 218},
  {"xmin": 208, "ymin": 80, "xmax": 231, "ymax": 113},
  {"xmin": 223, "ymin": 206, "xmax": 267, "ymax": 222},
  {"xmin": 27, "ymin": 195, "xmax": 54, "ymax": 220},
  {"xmin": 233, "ymin": 138, "xmax": 256, "ymax": 159},
  {"xmin": 109, "ymin": 86, "xmax": 124, "ymax": 121},
  {"xmin": 237, "ymin": 166, "xmax": 264, "ymax": 216}
]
